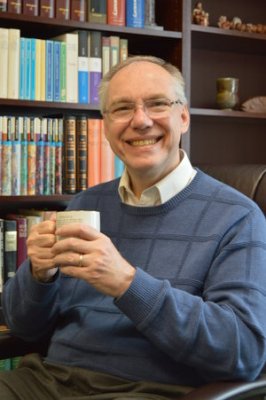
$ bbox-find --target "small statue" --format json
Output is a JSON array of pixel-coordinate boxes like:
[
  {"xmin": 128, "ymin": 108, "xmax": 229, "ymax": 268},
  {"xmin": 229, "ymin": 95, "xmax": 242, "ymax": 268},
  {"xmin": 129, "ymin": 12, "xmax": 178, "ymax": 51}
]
[{"xmin": 192, "ymin": 2, "xmax": 209, "ymax": 26}]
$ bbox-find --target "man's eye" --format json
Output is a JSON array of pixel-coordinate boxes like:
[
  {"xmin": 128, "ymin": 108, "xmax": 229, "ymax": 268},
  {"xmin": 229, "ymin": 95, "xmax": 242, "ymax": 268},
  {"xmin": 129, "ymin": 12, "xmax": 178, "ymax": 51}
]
[
  {"xmin": 113, "ymin": 104, "xmax": 133, "ymax": 113},
  {"xmin": 148, "ymin": 100, "xmax": 169, "ymax": 109}
]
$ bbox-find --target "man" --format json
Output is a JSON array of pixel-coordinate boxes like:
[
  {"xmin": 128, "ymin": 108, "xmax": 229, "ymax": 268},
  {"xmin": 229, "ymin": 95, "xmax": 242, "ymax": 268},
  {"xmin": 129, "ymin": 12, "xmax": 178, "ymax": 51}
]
[{"xmin": 1, "ymin": 56, "xmax": 266, "ymax": 399}]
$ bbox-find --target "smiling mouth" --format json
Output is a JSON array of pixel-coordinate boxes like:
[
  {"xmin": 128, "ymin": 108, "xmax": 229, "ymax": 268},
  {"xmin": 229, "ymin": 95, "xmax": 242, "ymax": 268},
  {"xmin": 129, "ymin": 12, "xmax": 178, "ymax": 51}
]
[{"xmin": 128, "ymin": 137, "xmax": 161, "ymax": 147}]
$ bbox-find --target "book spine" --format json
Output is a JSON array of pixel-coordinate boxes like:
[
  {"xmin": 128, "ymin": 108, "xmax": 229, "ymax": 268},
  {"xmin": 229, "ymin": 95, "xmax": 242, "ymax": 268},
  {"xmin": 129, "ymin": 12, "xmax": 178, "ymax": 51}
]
[
  {"xmin": 76, "ymin": 116, "xmax": 88, "ymax": 192},
  {"xmin": 89, "ymin": 31, "xmax": 102, "ymax": 104},
  {"xmin": 55, "ymin": 118, "xmax": 63, "ymax": 194},
  {"xmin": 126, "ymin": 0, "xmax": 145, "ymax": 28},
  {"xmin": 40, "ymin": 0, "xmax": 55, "ymax": 17},
  {"xmin": 35, "ymin": 38, "xmax": 42, "ymax": 101},
  {"xmin": 15, "ymin": 117, "xmax": 24, "ymax": 194},
  {"xmin": 110, "ymin": 35, "xmax": 120, "ymax": 67},
  {"xmin": 24, "ymin": 37, "xmax": 31, "ymax": 100},
  {"xmin": 87, "ymin": 118, "xmax": 101, "ymax": 187},
  {"xmin": 19, "ymin": 37, "xmax": 26, "ymax": 99},
  {"xmin": 11, "ymin": 116, "xmax": 21, "ymax": 195},
  {"xmin": 36, "ymin": 119, "xmax": 45, "ymax": 195},
  {"xmin": 7, "ymin": 29, "xmax": 20, "ymax": 99},
  {"xmin": 0, "ymin": 117, "xmax": 2, "ymax": 195},
  {"xmin": 102, "ymin": 36, "xmax": 110, "ymax": 76},
  {"xmin": 119, "ymin": 38, "xmax": 128, "ymax": 62},
  {"xmin": 45, "ymin": 40, "xmax": 54, "ymax": 101},
  {"xmin": 43, "ymin": 117, "xmax": 51, "ymax": 195},
  {"xmin": 100, "ymin": 120, "xmax": 114, "ymax": 183},
  {"xmin": 20, "ymin": 117, "xmax": 29, "ymax": 195},
  {"xmin": 2, "ymin": 116, "xmax": 12, "ymax": 195},
  {"xmin": 64, "ymin": 116, "xmax": 76, "ymax": 194},
  {"xmin": 88, "ymin": 0, "xmax": 107, "ymax": 23},
  {"xmin": 0, "ymin": 28, "xmax": 8, "ymax": 99},
  {"xmin": 53, "ymin": 40, "xmax": 61, "ymax": 102},
  {"xmin": 107, "ymin": 0, "xmax": 125, "ymax": 26},
  {"xmin": 71, "ymin": 0, "xmax": 86, "ymax": 21},
  {"xmin": 114, "ymin": 155, "xmax": 124, "ymax": 178},
  {"xmin": 27, "ymin": 117, "xmax": 38, "ymax": 196},
  {"xmin": 60, "ymin": 41, "xmax": 66, "ymax": 102},
  {"xmin": 0, "ymin": 219, "xmax": 4, "ymax": 293},
  {"xmin": 7, "ymin": 0, "xmax": 22, "ymax": 13},
  {"xmin": 30, "ymin": 38, "xmax": 36, "ymax": 100},
  {"xmin": 3, "ymin": 220, "xmax": 17, "ymax": 283},
  {"xmin": 55, "ymin": 0, "xmax": 70, "ymax": 20},
  {"xmin": 50, "ymin": 118, "xmax": 56, "ymax": 194},
  {"xmin": 0, "ymin": 0, "xmax": 7, "ymax": 11},
  {"xmin": 6, "ymin": 216, "xmax": 27, "ymax": 269},
  {"xmin": 40, "ymin": 39, "xmax": 46, "ymax": 101},
  {"xmin": 22, "ymin": 0, "xmax": 38, "ymax": 15},
  {"xmin": 78, "ymin": 30, "xmax": 89, "ymax": 104}
]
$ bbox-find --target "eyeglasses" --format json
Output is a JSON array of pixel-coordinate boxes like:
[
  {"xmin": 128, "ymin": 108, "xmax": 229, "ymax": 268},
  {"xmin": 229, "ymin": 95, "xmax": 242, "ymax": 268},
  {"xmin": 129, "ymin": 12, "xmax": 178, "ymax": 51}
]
[{"xmin": 104, "ymin": 98, "xmax": 183, "ymax": 123}]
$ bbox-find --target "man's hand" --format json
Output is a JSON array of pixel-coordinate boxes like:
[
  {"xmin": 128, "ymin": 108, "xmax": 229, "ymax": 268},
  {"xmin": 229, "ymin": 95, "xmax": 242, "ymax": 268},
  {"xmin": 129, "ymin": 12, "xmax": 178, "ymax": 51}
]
[{"xmin": 53, "ymin": 222, "xmax": 136, "ymax": 298}]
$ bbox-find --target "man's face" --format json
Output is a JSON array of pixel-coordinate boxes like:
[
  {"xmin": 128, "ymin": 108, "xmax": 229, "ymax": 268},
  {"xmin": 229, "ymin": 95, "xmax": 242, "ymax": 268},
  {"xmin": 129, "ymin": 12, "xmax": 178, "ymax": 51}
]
[{"xmin": 103, "ymin": 61, "xmax": 190, "ymax": 184}]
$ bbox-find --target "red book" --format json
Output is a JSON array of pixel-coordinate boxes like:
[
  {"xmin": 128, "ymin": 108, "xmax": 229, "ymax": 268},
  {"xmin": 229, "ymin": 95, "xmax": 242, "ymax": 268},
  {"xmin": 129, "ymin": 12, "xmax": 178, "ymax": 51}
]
[
  {"xmin": 63, "ymin": 116, "xmax": 76, "ymax": 194},
  {"xmin": 7, "ymin": 0, "xmax": 22, "ymax": 13},
  {"xmin": 55, "ymin": 0, "xmax": 70, "ymax": 20},
  {"xmin": 107, "ymin": 0, "xmax": 125, "ymax": 26},
  {"xmin": 6, "ymin": 215, "xmax": 27, "ymax": 269},
  {"xmin": 87, "ymin": 118, "xmax": 101, "ymax": 188},
  {"xmin": 40, "ymin": 0, "xmax": 55, "ymax": 18},
  {"xmin": 100, "ymin": 120, "xmax": 114, "ymax": 183},
  {"xmin": 76, "ymin": 116, "xmax": 88, "ymax": 192},
  {"xmin": 22, "ymin": 0, "xmax": 38, "ymax": 15},
  {"xmin": 70, "ymin": 0, "xmax": 86, "ymax": 22}
]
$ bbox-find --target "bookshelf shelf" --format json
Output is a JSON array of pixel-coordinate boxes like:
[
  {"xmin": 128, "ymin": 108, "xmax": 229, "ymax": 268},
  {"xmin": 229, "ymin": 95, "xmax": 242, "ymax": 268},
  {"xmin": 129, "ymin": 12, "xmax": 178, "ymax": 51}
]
[{"xmin": 190, "ymin": 108, "xmax": 266, "ymax": 120}]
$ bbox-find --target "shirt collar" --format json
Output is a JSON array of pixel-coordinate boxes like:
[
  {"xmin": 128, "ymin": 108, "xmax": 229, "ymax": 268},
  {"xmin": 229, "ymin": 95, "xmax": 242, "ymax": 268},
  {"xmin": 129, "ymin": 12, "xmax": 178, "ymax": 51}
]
[{"xmin": 118, "ymin": 149, "xmax": 197, "ymax": 206}]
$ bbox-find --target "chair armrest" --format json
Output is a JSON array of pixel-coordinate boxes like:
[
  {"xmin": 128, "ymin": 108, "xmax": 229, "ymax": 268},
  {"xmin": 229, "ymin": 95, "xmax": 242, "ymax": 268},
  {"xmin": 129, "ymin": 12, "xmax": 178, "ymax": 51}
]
[{"xmin": 182, "ymin": 375, "xmax": 266, "ymax": 400}]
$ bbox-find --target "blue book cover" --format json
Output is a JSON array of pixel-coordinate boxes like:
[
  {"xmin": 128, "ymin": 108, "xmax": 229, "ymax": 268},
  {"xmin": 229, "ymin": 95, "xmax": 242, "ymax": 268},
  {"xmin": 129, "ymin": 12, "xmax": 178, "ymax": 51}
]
[
  {"xmin": 24, "ymin": 38, "xmax": 31, "ymax": 100},
  {"xmin": 78, "ymin": 30, "xmax": 89, "ymax": 104},
  {"xmin": 45, "ymin": 40, "xmax": 54, "ymax": 102},
  {"xmin": 30, "ymin": 38, "xmax": 36, "ymax": 100},
  {"xmin": 114, "ymin": 156, "xmax": 124, "ymax": 178},
  {"xmin": 19, "ymin": 38, "xmax": 26, "ymax": 100},
  {"xmin": 53, "ymin": 41, "xmax": 61, "ymax": 102},
  {"xmin": 126, "ymin": 0, "xmax": 145, "ymax": 28}
]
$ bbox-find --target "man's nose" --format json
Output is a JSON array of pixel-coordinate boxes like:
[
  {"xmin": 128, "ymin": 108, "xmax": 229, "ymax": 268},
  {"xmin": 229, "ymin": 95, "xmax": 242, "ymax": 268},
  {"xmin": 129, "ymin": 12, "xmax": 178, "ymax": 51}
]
[{"xmin": 130, "ymin": 105, "xmax": 153, "ymax": 128}]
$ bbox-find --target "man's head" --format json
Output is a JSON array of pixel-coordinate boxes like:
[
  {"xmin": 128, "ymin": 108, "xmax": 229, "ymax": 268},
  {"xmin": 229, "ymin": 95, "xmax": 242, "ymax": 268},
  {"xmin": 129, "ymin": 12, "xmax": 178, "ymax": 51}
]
[{"xmin": 99, "ymin": 56, "xmax": 190, "ymax": 193}]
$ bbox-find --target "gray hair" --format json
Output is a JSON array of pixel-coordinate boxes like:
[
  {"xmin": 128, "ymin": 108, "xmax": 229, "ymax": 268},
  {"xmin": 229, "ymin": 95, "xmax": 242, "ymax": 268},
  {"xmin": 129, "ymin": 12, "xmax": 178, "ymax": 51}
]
[{"xmin": 98, "ymin": 55, "xmax": 187, "ymax": 115}]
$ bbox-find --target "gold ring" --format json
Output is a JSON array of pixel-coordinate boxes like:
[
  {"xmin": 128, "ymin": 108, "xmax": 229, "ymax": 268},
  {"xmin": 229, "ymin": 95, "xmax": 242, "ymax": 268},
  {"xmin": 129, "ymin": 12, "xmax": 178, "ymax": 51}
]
[{"xmin": 78, "ymin": 254, "xmax": 83, "ymax": 268}]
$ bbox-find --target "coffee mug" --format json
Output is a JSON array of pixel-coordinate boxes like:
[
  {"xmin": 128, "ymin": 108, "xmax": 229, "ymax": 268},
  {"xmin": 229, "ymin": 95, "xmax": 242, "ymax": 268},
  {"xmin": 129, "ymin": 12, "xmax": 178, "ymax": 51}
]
[{"xmin": 56, "ymin": 210, "xmax": 101, "ymax": 235}]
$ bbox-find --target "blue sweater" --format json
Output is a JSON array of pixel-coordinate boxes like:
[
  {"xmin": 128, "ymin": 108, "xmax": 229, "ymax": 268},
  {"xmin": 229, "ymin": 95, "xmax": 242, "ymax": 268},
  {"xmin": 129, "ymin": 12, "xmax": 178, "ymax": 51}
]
[{"xmin": 3, "ymin": 170, "xmax": 266, "ymax": 386}]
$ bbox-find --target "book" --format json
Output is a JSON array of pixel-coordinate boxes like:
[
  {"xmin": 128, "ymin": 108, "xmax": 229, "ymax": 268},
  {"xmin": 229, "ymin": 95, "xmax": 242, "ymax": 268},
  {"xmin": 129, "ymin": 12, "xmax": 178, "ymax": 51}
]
[
  {"xmin": 76, "ymin": 115, "xmax": 88, "ymax": 192},
  {"xmin": 50, "ymin": 118, "xmax": 57, "ymax": 194},
  {"xmin": 35, "ymin": 38, "xmax": 42, "ymax": 101},
  {"xmin": 39, "ymin": 0, "xmax": 55, "ymax": 18},
  {"xmin": 77, "ymin": 30, "xmax": 89, "ymax": 104},
  {"xmin": 36, "ymin": 119, "xmax": 45, "ymax": 195},
  {"xmin": 7, "ymin": 0, "xmax": 22, "ymax": 13},
  {"xmin": 63, "ymin": 116, "xmax": 76, "ymax": 194},
  {"xmin": 6, "ymin": 214, "xmax": 27, "ymax": 269},
  {"xmin": 107, "ymin": 0, "xmax": 125, "ymax": 26},
  {"xmin": 119, "ymin": 38, "xmax": 128, "ymax": 62},
  {"xmin": 0, "ymin": 0, "xmax": 7, "ymax": 11},
  {"xmin": 54, "ymin": 32, "xmax": 78, "ymax": 103},
  {"xmin": 87, "ymin": 118, "xmax": 101, "ymax": 187},
  {"xmin": 22, "ymin": 0, "xmax": 38, "ymax": 15},
  {"xmin": 40, "ymin": 39, "xmax": 46, "ymax": 101},
  {"xmin": 1, "ymin": 116, "xmax": 12, "ymax": 195},
  {"xmin": 19, "ymin": 37, "xmax": 26, "ymax": 99},
  {"xmin": 70, "ymin": 0, "xmax": 86, "ymax": 21},
  {"xmin": 43, "ymin": 117, "xmax": 51, "ymax": 195},
  {"xmin": 88, "ymin": 0, "xmax": 106, "ymax": 24},
  {"xmin": 3, "ymin": 219, "xmax": 17, "ymax": 283},
  {"xmin": 102, "ymin": 36, "xmax": 110, "ymax": 77},
  {"xmin": 55, "ymin": 118, "xmax": 63, "ymax": 194},
  {"xmin": 53, "ymin": 40, "xmax": 61, "ymax": 102},
  {"xmin": 0, "ymin": 219, "xmax": 4, "ymax": 293},
  {"xmin": 0, "ymin": 28, "xmax": 8, "ymax": 99},
  {"xmin": 30, "ymin": 38, "xmax": 36, "ymax": 100},
  {"xmin": 55, "ymin": 0, "xmax": 70, "ymax": 20},
  {"xmin": 126, "ymin": 0, "xmax": 145, "ymax": 28},
  {"xmin": 114, "ymin": 155, "xmax": 124, "ymax": 178},
  {"xmin": 100, "ymin": 120, "xmax": 114, "ymax": 183},
  {"xmin": 11, "ymin": 116, "xmax": 21, "ymax": 195},
  {"xmin": 45, "ymin": 39, "xmax": 54, "ymax": 101},
  {"xmin": 110, "ymin": 35, "xmax": 120, "ymax": 67},
  {"xmin": 15, "ymin": 117, "xmax": 24, "ymax": 193},
  {"xmin": 88, "ymin": 31, "xmax": 102, "ymax": 104},
  {"xmin": 0, "ymin": 117, "xmax": 2, "ymax": 195},
  {"xmin": 24, "ymin": 37, "xmax": 31, "ymax": 100},
  {"xmin": 20, "ymin": 117, "xmax": 29, "ymax": 195},
  {"xmin": 27, "ymin": 117, "xmax": 39, "ymax": 196},
  {"xmin": 59, "ymin": 41, "xmax": 66, "ymax": 102},
  {"xmin": 7, "ymin": 28, "xmax": 20, "ymax": 99}
]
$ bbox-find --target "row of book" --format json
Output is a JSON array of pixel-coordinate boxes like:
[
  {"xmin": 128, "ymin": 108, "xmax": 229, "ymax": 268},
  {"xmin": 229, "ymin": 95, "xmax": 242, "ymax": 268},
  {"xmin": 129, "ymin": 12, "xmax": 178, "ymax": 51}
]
[
  {"xmin": 0, "ymin": 356, "xmax": 21, "ymax": 371},
  {"xmin": 0, "ymin": 28, "xmax": 128, "ymax": 103},
  {"xmin": 0, "ymin": 115, "xmax": 124, "ymax": 196},
  {"xmin": 0, "ymin": 0, "xmax": 159, "ymax": 29}
]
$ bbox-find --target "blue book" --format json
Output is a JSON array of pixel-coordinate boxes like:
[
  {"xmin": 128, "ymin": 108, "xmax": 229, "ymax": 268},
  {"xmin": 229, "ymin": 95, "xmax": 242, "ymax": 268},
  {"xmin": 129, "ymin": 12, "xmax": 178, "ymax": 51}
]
[
  {"xmin": 19, "ymin": 37, "xmax": 26, "ymax": 100},
  {"xmin": 24, "ymin": 38, "xmax": 31, "ymax": 100},
  {"xmin": 78, "ymin": 30, "xmax": 89, "ymax": 104},
  {"xmin": 114, "ymin": 156, "xmax": 124, "ymax": 178},
  {"xmin": 45, "ymin": 40, "xmax": 54, "ymax": 102},
  {"xmin": 53, "ymin": 41, "xmax": 61, "ymax": 102},
  {"xmin": 30, "ymin": 38, "xmax": 36, "ymax": 100},
  {"xmin": 126, "ymin": 0, "xmax": 145, "ymax": 28}
]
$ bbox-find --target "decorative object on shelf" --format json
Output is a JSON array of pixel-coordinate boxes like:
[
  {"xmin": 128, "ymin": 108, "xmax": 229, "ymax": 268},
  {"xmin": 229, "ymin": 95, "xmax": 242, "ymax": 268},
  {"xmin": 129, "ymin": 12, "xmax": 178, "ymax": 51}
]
[
  {"xmin": 241, "ymin": 96, "xmax": 266, "ymax": 113},
  {"xmin": 216, "ymin": 77, "xmax": 239, "ymax": 110},
  {"xmin": 217, "ymin": 15, "xmax": 266, "ymax": 34},
  {"xmin": 192, "ymin": 2, "xmax": 209, "ymax": 26}
]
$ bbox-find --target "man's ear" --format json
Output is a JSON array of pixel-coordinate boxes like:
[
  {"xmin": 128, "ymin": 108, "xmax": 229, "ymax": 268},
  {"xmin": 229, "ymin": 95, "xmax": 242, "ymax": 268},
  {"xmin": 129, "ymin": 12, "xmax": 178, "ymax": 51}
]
[{"xmin": 180, "ymin": 105, "xmax": 190, "ymax": 134}]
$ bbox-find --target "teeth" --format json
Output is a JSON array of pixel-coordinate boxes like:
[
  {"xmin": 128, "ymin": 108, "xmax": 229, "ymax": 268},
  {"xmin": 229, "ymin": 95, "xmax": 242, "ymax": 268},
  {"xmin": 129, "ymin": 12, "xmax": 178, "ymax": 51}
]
[{"xmin": 131, "ymin": 139, "xmax": 157, "ymax": 146}]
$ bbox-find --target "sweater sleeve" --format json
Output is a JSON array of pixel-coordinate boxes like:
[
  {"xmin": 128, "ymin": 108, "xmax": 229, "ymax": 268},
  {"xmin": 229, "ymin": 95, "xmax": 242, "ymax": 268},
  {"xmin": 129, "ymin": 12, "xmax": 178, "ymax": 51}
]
[
  {"xmin": 116, "ymin": 207, "xmax": 266, "ymax": 383},
  {"xmin": 2, "ymin": 259, "xmax": 61, "ymax": 341}
]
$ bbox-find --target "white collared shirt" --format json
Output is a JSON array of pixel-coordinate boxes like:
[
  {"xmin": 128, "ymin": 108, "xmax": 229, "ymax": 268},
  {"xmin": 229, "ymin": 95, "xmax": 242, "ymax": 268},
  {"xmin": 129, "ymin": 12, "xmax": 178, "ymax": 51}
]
[{"xmin": 118, "ymin": 149, "xmax": 197, "ymax": 206}]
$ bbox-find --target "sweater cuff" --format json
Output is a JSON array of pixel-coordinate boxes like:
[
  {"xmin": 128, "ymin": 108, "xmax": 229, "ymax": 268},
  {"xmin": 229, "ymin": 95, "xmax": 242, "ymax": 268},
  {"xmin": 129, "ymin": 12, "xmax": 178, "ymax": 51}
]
[{"xmin": 115, "ymin": 267, "xmax": 167, "ymax": 328}]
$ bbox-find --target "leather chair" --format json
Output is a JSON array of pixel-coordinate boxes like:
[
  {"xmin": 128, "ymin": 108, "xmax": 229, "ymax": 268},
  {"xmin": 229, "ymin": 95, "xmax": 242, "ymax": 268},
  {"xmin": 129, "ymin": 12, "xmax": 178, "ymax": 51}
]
[{"xmin": 1, "ymin": 164, "xmax": 266, "ymax": 399}]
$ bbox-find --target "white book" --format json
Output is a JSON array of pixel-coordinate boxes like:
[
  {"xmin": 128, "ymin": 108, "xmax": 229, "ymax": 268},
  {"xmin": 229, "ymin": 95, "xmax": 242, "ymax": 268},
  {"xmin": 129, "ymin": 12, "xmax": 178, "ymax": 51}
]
[
  {"xmin": 54, "ymin": 33, "xmax": 78, "ymax": 103},
  {"xmin": 0, "ymin": 28, "xmax": 9, "ymax": 98},
  {"xmin": 8, "ymin": 29, "xmax": 20, "ymax": 99}
]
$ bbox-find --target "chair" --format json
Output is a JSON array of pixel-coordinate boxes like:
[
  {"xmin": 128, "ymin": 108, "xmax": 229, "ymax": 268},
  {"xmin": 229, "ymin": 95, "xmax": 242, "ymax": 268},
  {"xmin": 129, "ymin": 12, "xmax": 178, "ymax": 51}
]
[{"xmin": 1, "ymin": 164, "xmax": 266, "ymax": 399}]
